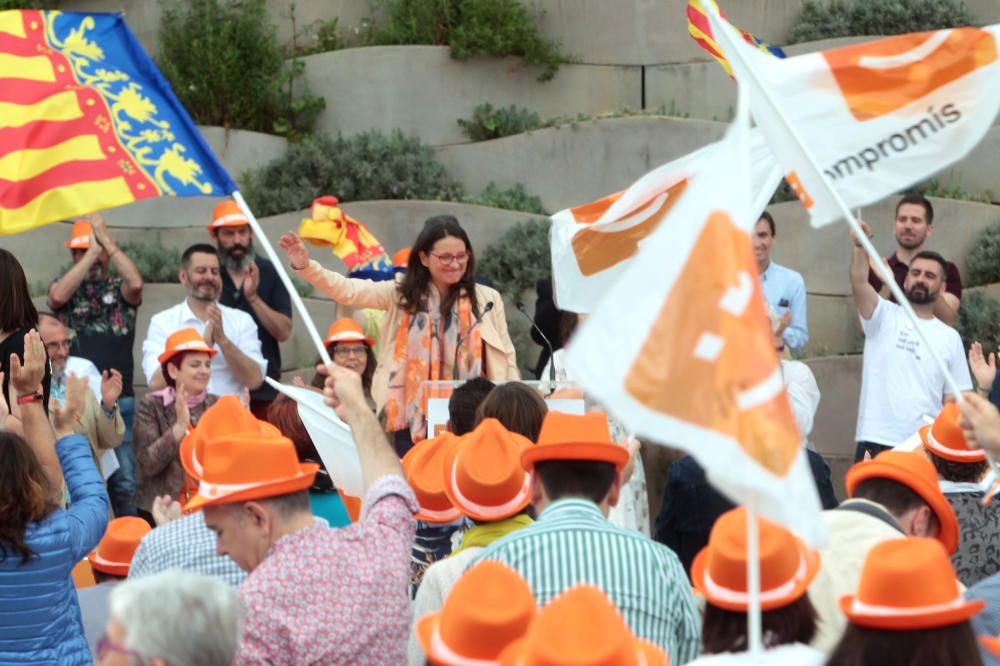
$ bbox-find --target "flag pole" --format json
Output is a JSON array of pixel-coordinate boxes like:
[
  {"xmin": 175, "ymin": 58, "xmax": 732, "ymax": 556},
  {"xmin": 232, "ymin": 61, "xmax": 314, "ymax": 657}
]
[
  {"xmin": 231, "ymin": 190, "xmax": 333, "ymax": 367},
  {"xmin": 746, "ymin": 496, "xmax": 763, "ymax": 662}
]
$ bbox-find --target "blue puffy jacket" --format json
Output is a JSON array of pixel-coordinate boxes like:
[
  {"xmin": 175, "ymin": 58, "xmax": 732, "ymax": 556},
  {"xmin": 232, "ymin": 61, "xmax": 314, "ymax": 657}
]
[{"xmin": 0, "ymin": 434, "xmax": 109, "ymax": 665}]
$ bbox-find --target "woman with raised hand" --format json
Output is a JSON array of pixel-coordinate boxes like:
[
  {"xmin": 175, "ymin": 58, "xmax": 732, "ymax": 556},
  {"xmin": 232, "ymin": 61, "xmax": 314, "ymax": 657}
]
[
  {"xmin": 0, "ymin": 330, "xmax": 108, "ymax": 665},
  {"xmin": 0, "ymin": 248, "xmax": 51, "ymax": 422},
  {"xmin": 281, "ymin": 215, "xmax": 518, "ymax": 456},
  {"xmin": 133, "ymin": 328, "xmax": 219, "ymax": 525}
]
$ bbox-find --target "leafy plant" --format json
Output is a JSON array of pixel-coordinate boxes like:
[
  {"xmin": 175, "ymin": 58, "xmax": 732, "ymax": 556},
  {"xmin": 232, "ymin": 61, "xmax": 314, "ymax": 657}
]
[
  {"xmin": 956, "ymin": 291, "xmax": 1000, "ymax": 365},
  {"xmin": 965, "ymin": 224, "xmax": 1000, "ymax": 287},
  {"xmin": 157, "ymin": 0, "xmax": 324, "ymax": 137},
  {"xmin": 917, "ymin": 179, "xmax": 991, "ymax": 204},
  {"xmin": 366, "ymin": 0, "xmax": 574, "ymax": 81},
  {"xmin": 457, "ymin": 103, "xmax": 543, "ymax": 141},
  {"xmin": 116, "ymin": 242, "xmax": 182, "ymax": 283},
  {"xmin": 463, "ymin": 182, "xmax": 546, "ymax": 214},
  {"xmin": 476, "ymin": 218, "xmax": 551, "ymax": 299},
  {"xmin": 284, "ymin": 6, "xmax": 345, "ymax": 57},
  {"xmin": 788, "ymin": 0, "xmax": 976, "ymax": 44},
  {"xmin": 242, "ymin": 130, "xmax": 463, "ymax": 215},
  {"xmin": 291, "ymin": 275, "xmax": 315, "ymax": 298}
]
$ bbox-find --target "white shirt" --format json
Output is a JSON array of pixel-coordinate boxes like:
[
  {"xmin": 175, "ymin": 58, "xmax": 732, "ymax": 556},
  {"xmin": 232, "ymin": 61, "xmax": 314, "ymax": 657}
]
[
  {"xmin": 780, "ymin": 359, "xmax": 820, "ymax": 441},
  {"xmin": 141, "ymin": 300, "xmax": 266, "ymax": 397},
  {"xmin": 856, "ymin": 298, "xmax": 972, "ymax": 445},
  {"xmin": 685, "ymin": 644, "xmax": 825, "ymax": 666}
]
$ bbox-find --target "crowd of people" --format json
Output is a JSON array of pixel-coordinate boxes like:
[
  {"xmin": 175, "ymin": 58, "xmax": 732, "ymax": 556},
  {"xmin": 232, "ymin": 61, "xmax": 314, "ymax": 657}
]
[{"xmin": 4, "ymin": 191, "xmax": 1000, "ymax": 665}]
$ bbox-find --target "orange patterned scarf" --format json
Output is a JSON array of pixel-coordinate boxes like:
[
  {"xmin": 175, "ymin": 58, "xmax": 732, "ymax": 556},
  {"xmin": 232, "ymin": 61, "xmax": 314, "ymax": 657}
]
[{"xmin": 384, "ymin": 288, "xmax": 483, "ymax": 442}]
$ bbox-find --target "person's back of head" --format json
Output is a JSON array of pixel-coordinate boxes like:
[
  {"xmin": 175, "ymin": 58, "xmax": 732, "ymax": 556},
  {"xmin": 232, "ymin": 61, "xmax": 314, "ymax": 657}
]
[
  {"xmin": 107, "ymin": 569, "xmax": 244, "ymax": 666},
  {"xmin": 0, "ymin": 248, "xmax": 37, "ymax": 334},
  {"xmin": 474, "ymin": 382, "xmax": 548, "ymax": 441},
  {"xmin": 921, "ymin": 403, "xmax": 989, "ymax": 485},
  {"xmin": 0, "ymin": 431, "xmax": 58, "ymax": 566},
  {"xmin": 88, "ymin": 516, "xmax": 151, "ymax": 583},
  {"xmin": 448, "ymin": 377, "xmax": 495, "ymax": 436}
]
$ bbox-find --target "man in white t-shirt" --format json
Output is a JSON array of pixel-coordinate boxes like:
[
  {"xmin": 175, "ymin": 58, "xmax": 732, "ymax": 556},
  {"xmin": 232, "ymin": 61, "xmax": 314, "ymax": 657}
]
[
  {"xmin": 850, "ymin": 221, "xmax": 972, "ymax": 462},
  {"xmin": 142, "ymin": 244, "xmax": 266, "ymax": 397}
]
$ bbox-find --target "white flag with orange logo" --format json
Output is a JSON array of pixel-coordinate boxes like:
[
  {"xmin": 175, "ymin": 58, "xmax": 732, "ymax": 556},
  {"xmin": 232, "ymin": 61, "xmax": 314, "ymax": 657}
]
[
  {"xmin": 550, "ymin": 133, "xmax": 782, "ymax": 313},
  {"xmin": 566, "ymin": 92, "xmax": 825, "ymax": 545},
  {"xmin": 705, "ymin": 5, "xmax": 1000, "ymax": 226}
]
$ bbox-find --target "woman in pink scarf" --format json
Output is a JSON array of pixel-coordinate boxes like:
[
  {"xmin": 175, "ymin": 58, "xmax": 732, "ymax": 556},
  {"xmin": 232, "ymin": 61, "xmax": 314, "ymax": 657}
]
[{"xmin": 133, "ymin": 328, "xmax": 218, "ymax": 525}]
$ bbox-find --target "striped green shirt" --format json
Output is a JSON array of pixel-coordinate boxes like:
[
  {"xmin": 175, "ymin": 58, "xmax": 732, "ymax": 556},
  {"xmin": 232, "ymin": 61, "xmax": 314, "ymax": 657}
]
[{"xmin": 476, "ymin": 498, "xmax": 701, "ymax": 664}]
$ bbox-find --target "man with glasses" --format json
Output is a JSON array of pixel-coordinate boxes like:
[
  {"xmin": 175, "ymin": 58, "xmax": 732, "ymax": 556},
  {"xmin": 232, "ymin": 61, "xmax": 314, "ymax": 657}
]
[
  {"xmin": 208, "ymin": 200, "xmax": 292, "ymax": 418},
  {"xmin": 49, "ymin": 213, "xmax": 143, "ymax": 517}
]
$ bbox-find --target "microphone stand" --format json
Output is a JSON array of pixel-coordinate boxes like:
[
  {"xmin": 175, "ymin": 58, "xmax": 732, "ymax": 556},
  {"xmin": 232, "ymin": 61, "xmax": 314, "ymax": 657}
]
[{"xmin": 515, "ymin": 301, "xmax": 556, "ymax": 383}]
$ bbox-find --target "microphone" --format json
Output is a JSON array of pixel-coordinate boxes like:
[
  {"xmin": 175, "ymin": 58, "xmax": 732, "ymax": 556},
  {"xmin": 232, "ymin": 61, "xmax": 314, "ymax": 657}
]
[
  {"xmin": 515, "ymin": 301, "xmax": 556, "ymax": 383},
  {"xmin": 453, "ymin": 301, "xmax": 494, "ymax": 380}
]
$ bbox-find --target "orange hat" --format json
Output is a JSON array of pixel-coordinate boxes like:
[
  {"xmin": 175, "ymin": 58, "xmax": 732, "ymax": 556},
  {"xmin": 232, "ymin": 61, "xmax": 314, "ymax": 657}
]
[
  {"xmin": 180, "ymin": 395, "xmax": 279, "ymax": 482},
  {"xmin": 417, "ymin": 560, "xmax": 536, "ymax": 665},
  {"xmin": 840, "ymin": 538, "xmax": 983, "ymax": 630},
  {"xmin": 157, "ymin": 328, "xmax": 217, "ymax": 366},
  {"xmin": 402, "ymin": 432, "xmax": 463, "ymax": 523},
  {"xmin": 65, "ymin": 220, "xmax": 92, "ymax": 249},
  {"xmin": 393, "ymin": 247, "xmax": 411, "ymax": 269},
  {"xmin": 980, "ymin": 636, "xmax": 1000, "ymax": 659},
  {"xmin": 324, "ymin": 318, "xmax": 375, "ymax": 349},
  {"xmin": 87, "ymin": 517, "xmax": 151, "ymax": 576},
  {"xmin": 208, "ymin": 200, "xmax": 250, "ymax": 231},
  {"xmin": 498, "ymin": 585, "xmax": 668, "ymax": 666},
  {"xmin": 691, "ymin": 507, "xmax": 820, "ymax": 612},
  {"xmin": 920, "ymin": 402, "xmax": 985, "ymax": 463},
  {"xmin": 845, "ymin": 450, "xmax": 959, "ymax": 554},
  {"xmin": 522, "ymin": 412, "xmax": 629, "ymax": 472},
  {"xmin": 183, "ymin": 420, "xmax": 319, "ymax": 512},
  {"xmin": 443, "ymin": 418, "xmax": 533, "ymax": 522}
]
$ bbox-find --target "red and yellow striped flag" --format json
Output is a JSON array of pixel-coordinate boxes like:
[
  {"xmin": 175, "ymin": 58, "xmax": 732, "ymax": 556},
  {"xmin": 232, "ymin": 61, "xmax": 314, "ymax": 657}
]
[
  {"xmin": 0, "ymin": 10, "xmax": 233, "ymax": 234},
  {"xmin": 687, "ymin": 0, "xmax": 786, "ymax": 77}
]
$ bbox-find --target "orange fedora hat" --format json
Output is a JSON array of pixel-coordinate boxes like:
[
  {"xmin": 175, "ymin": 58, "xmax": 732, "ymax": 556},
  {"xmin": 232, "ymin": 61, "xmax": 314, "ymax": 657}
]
[
  {"xmin": 403, "ymin": 432, "xmax": 463, "ymax": 523},
  {"xmin": 324, "ymin": 318, "xmax": 374, "ymax": 348},
  {"xmin": 87, "ymin": 517, "xmax": 151, "ymax": 577},
  {"xmin": 443, "ymin": 418, "xmax": 533, "ymax": 522},
  {"xmin": 840, "ymin": 538, "xmax": 983, "ymax": 630},
  {"xmin": 393, "ymin": 247, "xmax": 411, "ymax": 270},
  {"xmin": 845, "ymin": 449, "xmax": 959, "ymax": 554},
  {"xmin": 65, "ymin": 220, "xmax": 92, "ymax": 249},
  {"xmin": 498, "ymin": 585, "xmax": 667, "ymax": 666},
  {"xmin": 157, "ymin": 328, "xmax": 217, "ymax": 366},
  {"xmin": 184, "ymin": 425, "xmax": 318, "ymax": 512},
  {"xmin": 180, "ymin": 395, "xmax": 276, "ymax": 481},
  {"xmin": 691, "ymin": 507, "xmax": 820, "ymax": 612},
  {"xmin": 920, "ymin": 402, "xmax": 985, "ymax": 463},
  {"xmin": 417, "ymin": 560, "xmax": 535, "ymax": 665},
  {"xmin": 522, "ymin": 412, "xmax": 629, "ymax": 472},
  {"xmin": 207, "ymin": 200, "xmax": 249, "ymax": 231}
]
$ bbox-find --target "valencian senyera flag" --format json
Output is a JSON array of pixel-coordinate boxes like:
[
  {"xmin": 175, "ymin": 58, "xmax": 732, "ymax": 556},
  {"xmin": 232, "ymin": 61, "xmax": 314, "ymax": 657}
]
[
  {"xmin": 0, "ymin": 10, "xmax": 234, "ymax": 234},
  {"xmin": 704, "ymin": 3, "xmax": 1000, "ymax": 227},
  {"xmin": 687, "ymin": 0, "xmax": 785, "ymax": 77},
  {"xmin": 566, "ymin": 90, "xmax": 826, "ymax": 546}
]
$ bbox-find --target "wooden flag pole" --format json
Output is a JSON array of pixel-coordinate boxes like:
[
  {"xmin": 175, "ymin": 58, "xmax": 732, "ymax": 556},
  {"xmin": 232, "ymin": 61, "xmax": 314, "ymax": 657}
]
[{"xmin": 231, "ymin": 191, "xmax": 333, "ymax": 367}]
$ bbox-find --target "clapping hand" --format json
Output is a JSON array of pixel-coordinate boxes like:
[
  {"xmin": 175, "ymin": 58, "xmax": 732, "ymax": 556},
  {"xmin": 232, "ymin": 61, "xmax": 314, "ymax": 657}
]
[
  {"xmin": 243, "ymin": 261, "xmax": 260, "ymax": 301},
  {"xmin": 958, "ymin": 392, "xmax": 1000, "ymax": 459},
  {"xmin": 278, "ymin": 232, "xmax": 309, "ymax": 271},
  {"xmin": 969, "ymin": 342, "xmax": 997, "ymax": 393},
  {"xmin": 205, "ymin": 305, "xmax": 227, "ymax": 347},
  {"xmin": 101, "ymin": 369, "xmax": 123, "ymax": 411},
  {"xmin": 171, "ymin": 384, "xmax": 192, "ymax": 441},
  {"xmin": 152, "ymin": 495, "xmax": 183, "ymax": 526},
  {"xmin": 9, "ymin": 330, "xmax": 46, "ymax": 397}
]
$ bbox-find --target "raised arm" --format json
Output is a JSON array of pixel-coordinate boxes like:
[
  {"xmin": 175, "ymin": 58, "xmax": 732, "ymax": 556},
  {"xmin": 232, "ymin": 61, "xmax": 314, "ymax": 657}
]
[
  {"xmin": 205, "ymin": 306, "xmax": 265, "ymax": 391},
  {"xmin": 91, "ymin": 213, "xmax": 143, "ymax": 307},
  {"xmin": 279, "ymin": 232, "xmax": 395, "ymax": 310},
  {"xmin": 850, "ymin": 221, "xmax": 880, "ymax": 321},
  {"xmin": 48, "ymin": 239, "xmax": 101, "ymax": 310}
]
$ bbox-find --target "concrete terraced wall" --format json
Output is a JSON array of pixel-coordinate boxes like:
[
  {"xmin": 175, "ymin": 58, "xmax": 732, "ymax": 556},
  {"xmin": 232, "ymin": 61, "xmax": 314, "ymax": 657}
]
[
  {"xmin": 805, "ymin": 355, "xmax": 862, "ymax": 500},
  {"xmin": 301, "ymin": 46, "xmax": 642, "ymax": 147}
]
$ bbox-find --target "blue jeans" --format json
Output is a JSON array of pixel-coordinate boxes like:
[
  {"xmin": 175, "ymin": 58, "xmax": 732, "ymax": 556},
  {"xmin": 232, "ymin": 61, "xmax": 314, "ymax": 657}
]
[{"xmin": 107, "ymin": 396, "xmax": 137, "ymax": 516}]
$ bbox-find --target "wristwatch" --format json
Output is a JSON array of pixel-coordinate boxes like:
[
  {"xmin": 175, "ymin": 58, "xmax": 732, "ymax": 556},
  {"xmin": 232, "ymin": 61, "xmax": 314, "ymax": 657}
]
[{"xmin": 102, "ymin": 401, "xmax": 118, "ymax": 419}]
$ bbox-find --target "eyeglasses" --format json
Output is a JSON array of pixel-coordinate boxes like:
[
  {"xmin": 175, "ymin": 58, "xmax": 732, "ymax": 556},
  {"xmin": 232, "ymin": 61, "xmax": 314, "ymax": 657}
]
[
  {"xmin": 333, "ymin": 345, "xmax": 368, "ymax": 358},
  {"xmin": 45, "ymin": 340, "xmax": 71, "ymax": 353},
  {"xmin": 428, "ymin": 251, "xmax": 470, "ymax": 265},
  {"xmin": 96, "ymin": 635, "xmax": 143, "ymax": 660}
]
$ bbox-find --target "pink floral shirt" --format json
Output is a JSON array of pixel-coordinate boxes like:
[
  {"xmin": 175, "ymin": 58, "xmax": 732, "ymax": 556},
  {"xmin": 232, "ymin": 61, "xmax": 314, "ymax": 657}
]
[{"xmin": 235, "ymin": 476, "xmax": 417, "ymax": 665}]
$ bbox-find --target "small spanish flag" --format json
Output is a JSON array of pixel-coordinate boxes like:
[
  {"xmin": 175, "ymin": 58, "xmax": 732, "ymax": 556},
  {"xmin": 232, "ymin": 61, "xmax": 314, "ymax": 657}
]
[{"xmin": 687, "ymin": 0, "xmax": 786, "ymax": 77}]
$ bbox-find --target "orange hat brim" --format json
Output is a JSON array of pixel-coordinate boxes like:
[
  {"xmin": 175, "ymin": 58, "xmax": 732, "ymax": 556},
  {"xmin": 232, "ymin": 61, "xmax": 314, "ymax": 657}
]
[
  {"xmin": 87, "ymin": 550, "xmax": 130, "ymax": 577},
  {"xmin": 65, "ymin": 239, "xmax": 91, "ymax": 249},
  {"xmin": 157, "ymin": 343, "xmax": 218, "ymax": 367},
  {"xmin": 846, "ymin": 460, "xmax": 959, "ymax": 554},
  {"xmin": 443, "ymin": 438, "xmax": 533, "ymax": 522},
  {"xmin": 919, "ymin": 423, "xmax": 986, "ymax": 463},
  {"xmin": 184, "ymin": 464, "xmax": 319, "ymax": 513},
  {"xmin": 521, "ymin": 442, "xmax": 629, "ymax": 472},
  {"xmin": 690, "ymin": 542, "xmax": 820, "ymax": 612},
  {"xmin": 839, "ymin": 594, "xmax": 984, "ymax": 630},
  {"xmin": 324, "ymin": 332, "xmax": 376, "ymax": 349}
]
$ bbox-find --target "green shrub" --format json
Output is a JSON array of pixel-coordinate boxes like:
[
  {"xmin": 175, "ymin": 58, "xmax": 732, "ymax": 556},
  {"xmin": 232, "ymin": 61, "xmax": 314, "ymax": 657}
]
[
  {"xmin": 242, "ymin": 130, "xmax": 463, "ymax": 215},
  {"xmin": 476, "ymin": 218, "xmax": 551, "ymax": 298},
  {"xmin": 367, "ymin": 0, "xmax": 574, "ymax": 81},
  {"xmin": 965, "ymin": 224, "xmax": 1000, "ymax": 287},
  {"xmin": 457, "ymin": 103, "xmax": 543, "ymax": 141},
  {"xmin": 291, "ymin": 275, "xmax": 315, "ymax": 298},
  {"xmin": 916, "ymin": 179, "xmax": 990, "ymax": 204},
  {"xmin": 116, "ymin": 242, "xmax": 182, "ymax": 283},
  {"xmin": 157, "ymin": 0, "xmax": 324, "ymax": 137},
  {"xmin": 956, "ymin": 291, "xmax": 1000, "ymax": 364},
  {"xmin": 283, "ymin": 3, "xmax": 345, "ymax": 57},
  {"xmin": 463, "ymin": 182, "xmax": 546, "ymax": 214},
  {"xmin": 788, "ymin": 0, "xmax": 975, "ymax": 44}
]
